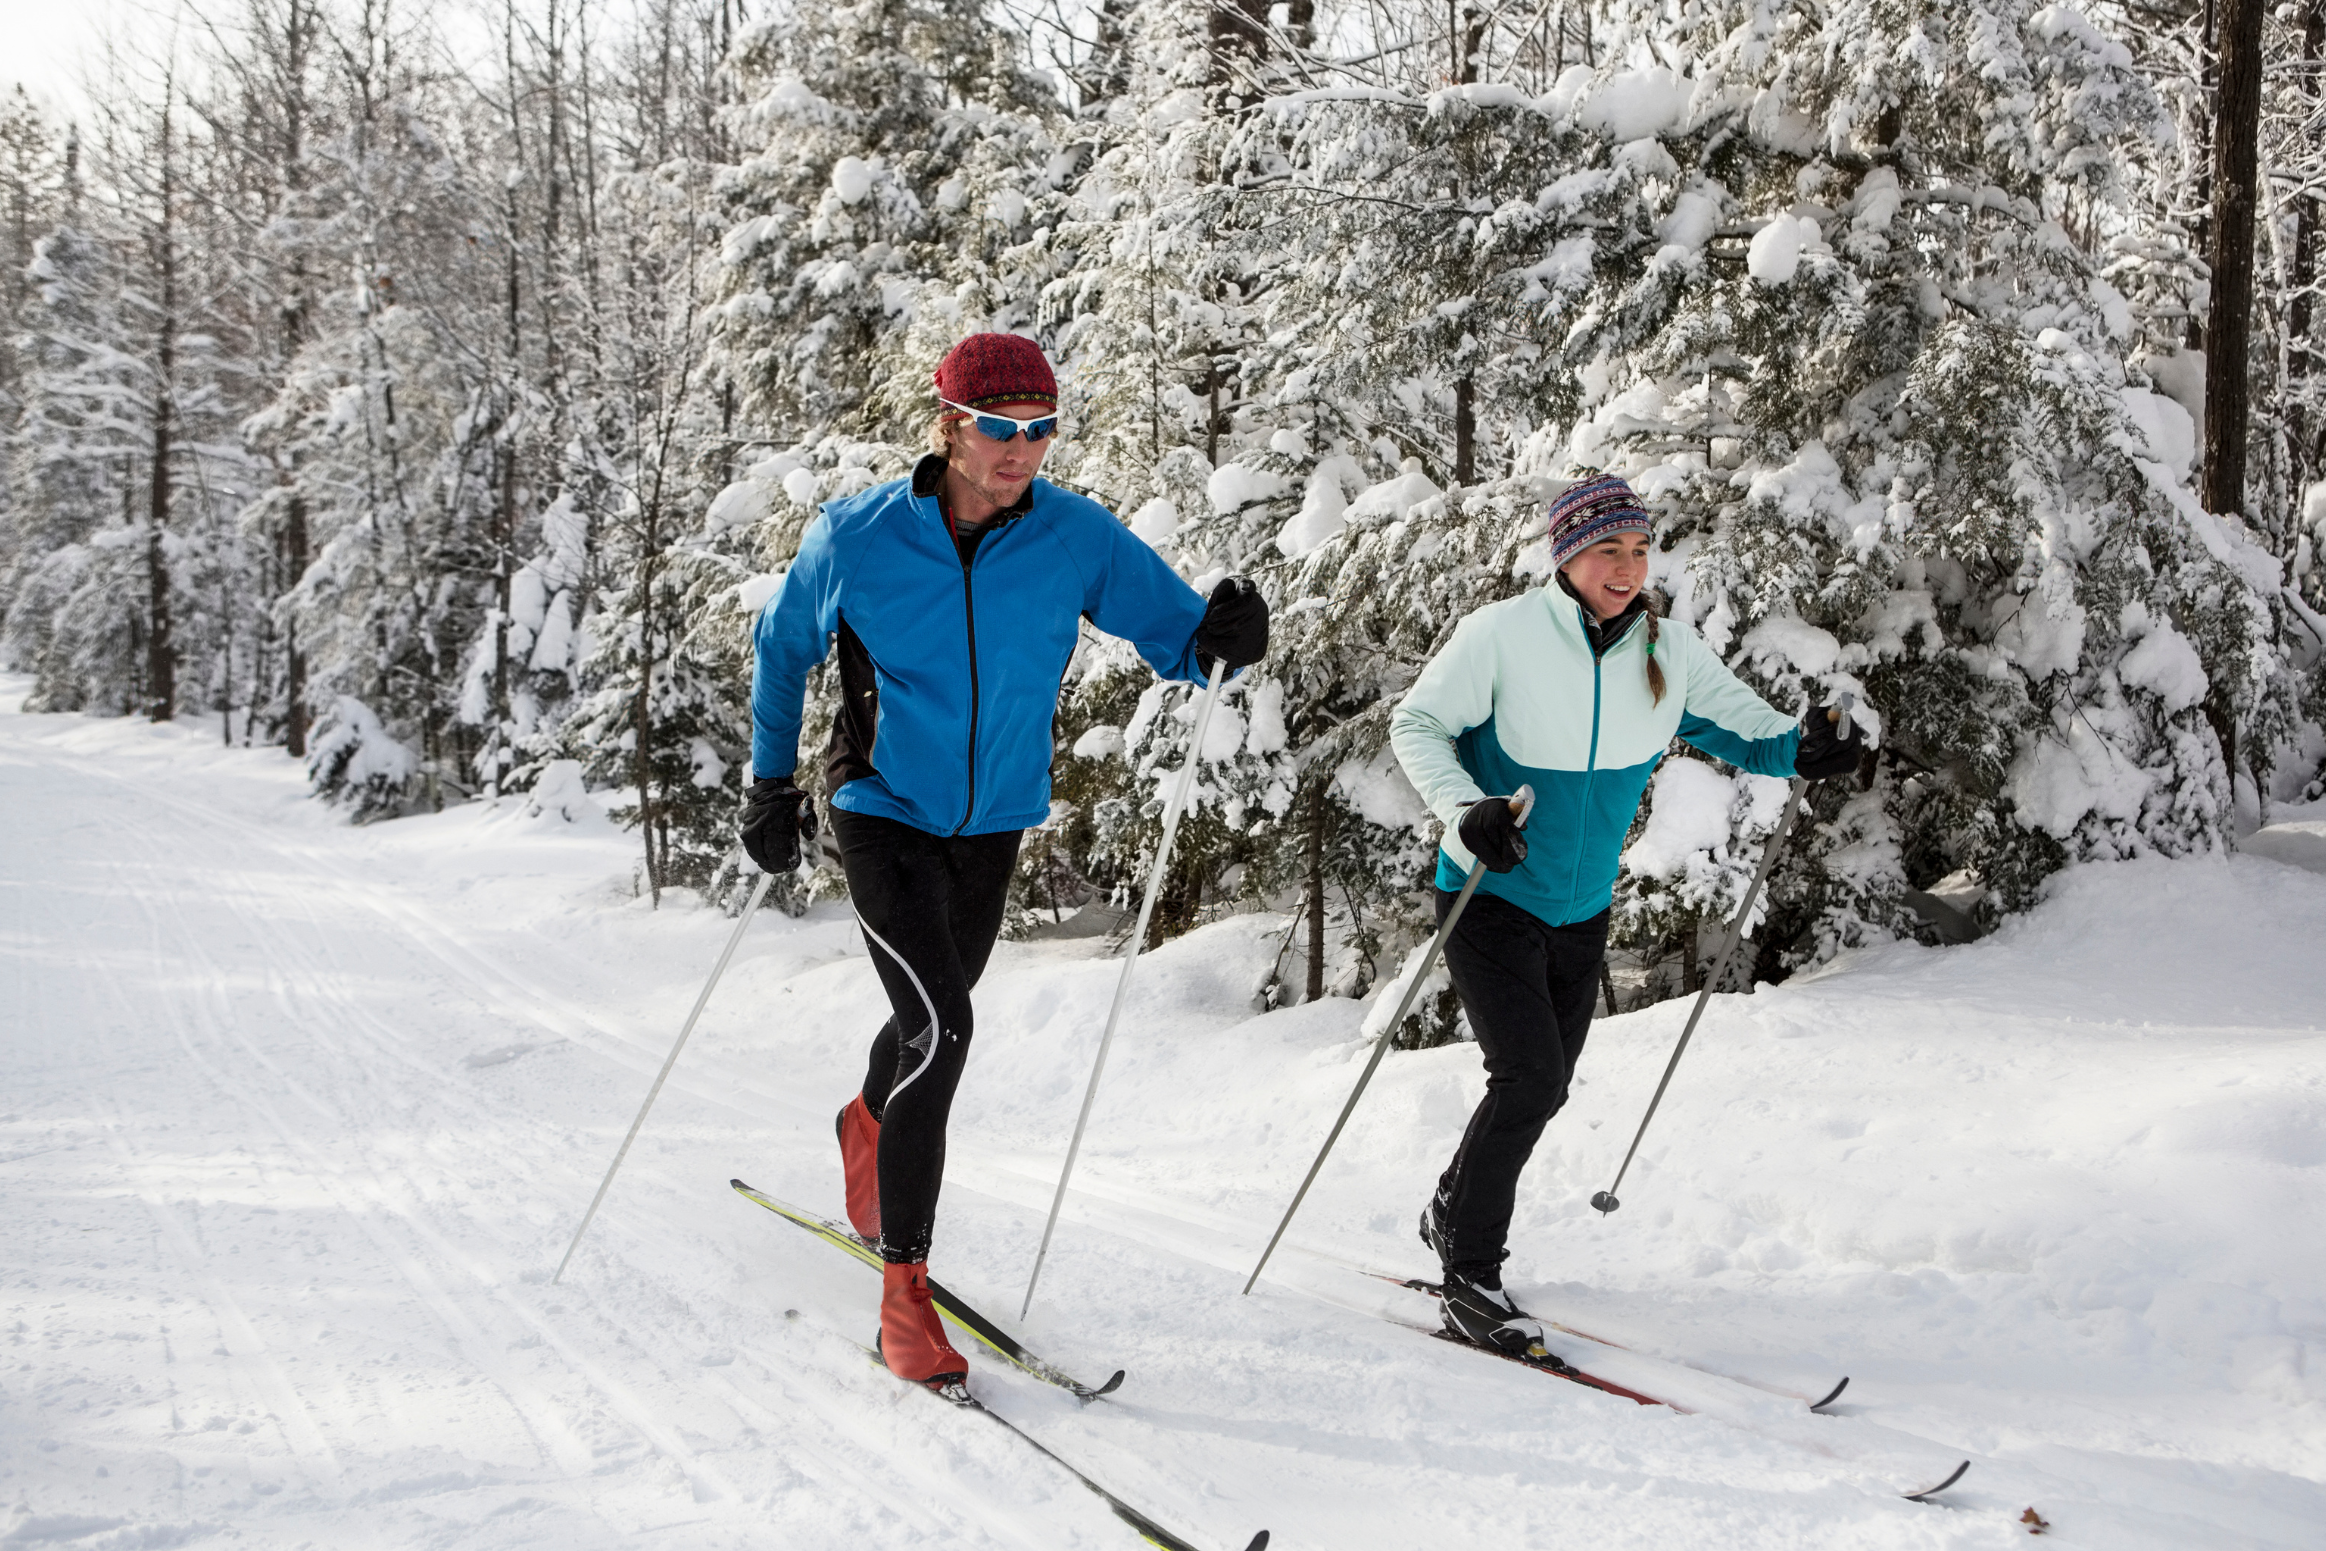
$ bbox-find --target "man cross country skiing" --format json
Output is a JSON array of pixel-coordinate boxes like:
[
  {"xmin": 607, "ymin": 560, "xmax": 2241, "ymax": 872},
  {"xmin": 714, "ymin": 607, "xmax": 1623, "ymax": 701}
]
[
  {"xmin": 740, "ymin": 333, "xmax": 1268, "ymax": 1392},
  {"xmin": 1388, "ymin": 473, "xmax": 1862, "ymax": 1356}
]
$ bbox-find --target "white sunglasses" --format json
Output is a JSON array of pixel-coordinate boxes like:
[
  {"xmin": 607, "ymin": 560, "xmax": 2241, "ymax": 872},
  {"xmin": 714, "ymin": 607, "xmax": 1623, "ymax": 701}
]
[{"xmin": 939, "ymin": 397, "xmax": 1061, "ymax": 443}]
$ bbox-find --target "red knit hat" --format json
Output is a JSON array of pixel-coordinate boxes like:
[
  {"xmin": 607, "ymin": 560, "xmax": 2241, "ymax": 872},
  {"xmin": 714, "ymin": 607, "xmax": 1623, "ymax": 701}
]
[{"xmin": 934, "ymin": 333, "xmax": 1057, "ymax": 410}]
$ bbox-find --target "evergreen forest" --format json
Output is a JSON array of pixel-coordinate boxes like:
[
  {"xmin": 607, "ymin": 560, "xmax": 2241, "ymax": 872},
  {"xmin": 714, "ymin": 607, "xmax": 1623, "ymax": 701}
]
[{"xmin": 3, "ymin": 0, "xmax": 2322, "ymax": 1027}]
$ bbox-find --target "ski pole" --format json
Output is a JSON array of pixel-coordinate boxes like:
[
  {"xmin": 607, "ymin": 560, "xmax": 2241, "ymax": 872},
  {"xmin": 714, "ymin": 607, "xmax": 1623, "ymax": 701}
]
[
  {"xmin": 1020, "ymin": 657, "xmax": 1229, "ymax": 1319},
  {"xmin": 1242, "ymin": 786, "xmax": 1535, "ymax": 1295},
  {"xmin": 555, "ymin": 867, "xmax": 777, "ymax": 1282},
  {"xmin": 1589, "ymin": 775, "xmax": 1808, "ymax": 1216}
]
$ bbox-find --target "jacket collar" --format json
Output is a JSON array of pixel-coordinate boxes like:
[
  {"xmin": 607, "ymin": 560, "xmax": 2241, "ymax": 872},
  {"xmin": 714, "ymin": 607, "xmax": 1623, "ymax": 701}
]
[
  {"xmin": 1554, "ymin": 573, "xmax": 1648, "ymax": 656},
  {"xmin": 911, "ymin": 453, "xmax": 1037, "ymax": 525}
]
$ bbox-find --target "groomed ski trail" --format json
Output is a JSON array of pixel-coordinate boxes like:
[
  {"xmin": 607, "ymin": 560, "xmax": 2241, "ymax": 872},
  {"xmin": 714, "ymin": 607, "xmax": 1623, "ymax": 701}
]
[{"xmin": 9, "ymin": 687, "xmax": 2325, "ymax": 1549}]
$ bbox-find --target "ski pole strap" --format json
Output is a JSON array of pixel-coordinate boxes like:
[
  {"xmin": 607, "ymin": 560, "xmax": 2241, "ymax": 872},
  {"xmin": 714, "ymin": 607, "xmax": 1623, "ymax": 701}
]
[
  {"xmin": 1021, "ymin": 657, "xmax": 1229, "ymax": 1320},
  {"xmin": 1594, "ymin": 775, "xmax": 1808, "ymax": 1214},
  {"xmin": 1242, "ymin": 785, "xmax": 1533, "ymax": 1295},
  {"xmin": 554, "ymin": 867, "xmax": 776, "ymax": 1283}
]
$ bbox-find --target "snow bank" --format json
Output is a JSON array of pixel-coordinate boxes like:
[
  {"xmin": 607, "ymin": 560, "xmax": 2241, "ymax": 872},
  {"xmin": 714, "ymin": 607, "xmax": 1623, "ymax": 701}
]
[
  {"xmin": 519, "ymin": 758, "xmax": 601, "ymax": 824},
  {"xmin": 2242, "ymin": 818, "xmax": 2326, "ymax": 875}
]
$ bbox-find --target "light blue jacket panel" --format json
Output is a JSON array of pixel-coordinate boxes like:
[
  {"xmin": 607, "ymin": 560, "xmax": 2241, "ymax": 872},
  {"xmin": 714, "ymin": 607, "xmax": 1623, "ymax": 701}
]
[
  {"xmin": 1389, "ymin": 588, "xmax": 1799, "ymax": 927},
  {"xmin": 752, "ymin": 473, "xmax": 1208, "ymax": 836}
]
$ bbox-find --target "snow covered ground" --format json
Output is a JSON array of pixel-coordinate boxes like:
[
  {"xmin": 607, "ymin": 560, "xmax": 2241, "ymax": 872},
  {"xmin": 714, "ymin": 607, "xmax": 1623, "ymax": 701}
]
[{"xmin": 6, "ymin": 676, "xmax": 2324, "ymax": 1550}]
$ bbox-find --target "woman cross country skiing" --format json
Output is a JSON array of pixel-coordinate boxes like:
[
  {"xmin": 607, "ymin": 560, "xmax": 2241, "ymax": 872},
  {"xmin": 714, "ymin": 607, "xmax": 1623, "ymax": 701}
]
[
  {"xmin": 739, "ymin": 334, "xmax": 1268, "ymax": 1393},
  {"xmin": 1388, "ymin": 473, "xmax": 1861, "ymax": 1356}
]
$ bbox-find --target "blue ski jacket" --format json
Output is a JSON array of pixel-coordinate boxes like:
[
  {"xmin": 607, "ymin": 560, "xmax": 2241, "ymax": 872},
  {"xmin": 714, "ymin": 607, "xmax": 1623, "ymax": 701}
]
[
  {"xmin": 752, "ymin": 457, "xmax": 1208, "ymax": 836},
  {"xmin": 1389, "ymin": 585, "xmax": 1802, "ymax": 928}
]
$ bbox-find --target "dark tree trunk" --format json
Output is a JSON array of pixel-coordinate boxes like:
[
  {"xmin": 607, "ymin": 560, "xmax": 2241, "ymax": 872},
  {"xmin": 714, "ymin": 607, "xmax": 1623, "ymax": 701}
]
[
  {"xmin": 277, "ymin": 0, "xmax": 316, "ymax": 756},
  {"xmin": 2186, "ymin": 0, "xmax": 2221, "ymax": 350},
  {"xmin": 2200, "ymin": 0, "xmax": 2264, "ymax": 520},
  {"xmin": 1206, "ymin": 0, "xmax": 1269, "ymax": 86},
  {"xmin": 2288, "ymin": 3, "xmax": 2326, "ymax": 490},
  {"xmin": 145, "ymin": 94, "xmax": 178, "ymax": 723},
  {"xmin": 1304, "ymin": 777, "xmax": 1326, "ymax": 1002},
  {"xmin": 284, "ymin": 493, "xmax": 309, "ymax": 756},
  {"xmin": 492, "ymin": 431, "xmax": 515, "ymax": 751},
  {"xmin": 1454, "ymin": 376, "xmax": 1476, "ymax": 485},
  {"xmin": 1284, "ymin": 0, "xmax": 1315, "ymax": 50},
  {"xmin": 1206, "ymin": 361, "xmax": 1223, "ymax": 466}
]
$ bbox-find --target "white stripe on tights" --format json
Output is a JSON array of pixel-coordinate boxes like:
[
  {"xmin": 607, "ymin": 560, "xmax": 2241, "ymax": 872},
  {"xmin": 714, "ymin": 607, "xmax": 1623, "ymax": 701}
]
[{"xmin": 856, "ymin": 911, "xmax": 946, "ymax": 1105}]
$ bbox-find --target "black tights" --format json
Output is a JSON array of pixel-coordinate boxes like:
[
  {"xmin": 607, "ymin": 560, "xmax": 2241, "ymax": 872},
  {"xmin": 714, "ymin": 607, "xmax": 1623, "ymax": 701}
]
[
  {"xmin": 1431, "ymin": 889, "xmax": 1609, "ymax": 1284},
  {"xmin": 831, "ymin": 808, "xmax": 1021, "ymax": 1264}
]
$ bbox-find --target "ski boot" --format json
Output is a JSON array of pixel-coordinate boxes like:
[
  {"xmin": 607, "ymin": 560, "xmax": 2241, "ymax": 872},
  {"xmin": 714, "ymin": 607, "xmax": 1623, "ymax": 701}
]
[
  {"xmin": 876, "ymin": 1260, "xmax": 969, "ymax": 1398},
  {"xmin": 1438, "ymin": 1272, "xmax": 1547, "ymax": 1360},
  {"xmin": 836, "ymin": 1093, "xmax": 882, "ymax": 1244}
]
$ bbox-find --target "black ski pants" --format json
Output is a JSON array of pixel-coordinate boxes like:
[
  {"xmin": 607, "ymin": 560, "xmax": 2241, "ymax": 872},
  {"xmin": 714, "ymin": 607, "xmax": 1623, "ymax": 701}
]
[
  {"xmin": 831, "ymin": 807, "xmax": 1021, "ymax": 1265},
  {"xmin": 1430, "ymin": 888, "xmax": 1609, "ymax": 1283}
]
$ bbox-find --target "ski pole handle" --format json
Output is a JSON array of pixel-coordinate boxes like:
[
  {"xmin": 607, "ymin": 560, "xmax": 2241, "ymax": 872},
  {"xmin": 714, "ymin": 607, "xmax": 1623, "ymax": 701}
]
[{"xmin": 1242, "ymin": 786, "xmax": 1533, "ymax": 1295}]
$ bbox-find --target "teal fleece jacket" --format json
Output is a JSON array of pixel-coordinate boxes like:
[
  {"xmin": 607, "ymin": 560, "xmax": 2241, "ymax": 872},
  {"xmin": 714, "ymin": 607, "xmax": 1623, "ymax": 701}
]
[{"xmin": 1388, "ymin": 588, "xmax": 1800, "ymax": 928}]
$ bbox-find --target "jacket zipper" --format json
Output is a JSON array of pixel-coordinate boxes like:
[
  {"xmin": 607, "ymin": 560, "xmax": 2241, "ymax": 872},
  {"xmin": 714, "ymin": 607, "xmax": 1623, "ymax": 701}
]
[
  {"xmin": 954, "ymin": 534, "xmax": 982, "ymax": 836},
  {"xmin": 1569, "ymin": 598, "xmax": 1602, "ymax": 916}
]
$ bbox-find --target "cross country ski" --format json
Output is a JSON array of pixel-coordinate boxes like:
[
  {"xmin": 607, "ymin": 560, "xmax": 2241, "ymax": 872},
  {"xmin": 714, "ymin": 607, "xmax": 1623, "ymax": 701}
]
[
  {"xmin": 737, "ymin": 1179, "xmax": 1264, "ymax": 1551},
  {"xmin": 731, "ymin": 1178, "xmax": 1123, "ymax": 1402}
]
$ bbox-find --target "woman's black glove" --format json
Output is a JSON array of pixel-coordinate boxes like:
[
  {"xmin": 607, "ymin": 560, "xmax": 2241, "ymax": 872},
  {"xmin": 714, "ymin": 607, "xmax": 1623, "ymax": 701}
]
[
  {"xmin": 1795, "ymin": 703, "xmax": 1865, "ymax": 781},
  {"xmin": 1194, "ymin": 576, "xmax": 1269, "ymax": 677},
  {"xmin": 1458, "ymin": 795, "xmax": 1530, "ymax": 873},
  {"xmin": 740, "ymin": 775, "xmax": 818, "ymax": 872}
]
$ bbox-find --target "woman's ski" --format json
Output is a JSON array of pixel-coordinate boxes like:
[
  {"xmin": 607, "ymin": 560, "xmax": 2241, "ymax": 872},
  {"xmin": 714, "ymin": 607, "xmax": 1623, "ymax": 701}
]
[
  {"xmin": 1368, "ymin": 1275, "xmax": 1968, "ymax": 1502},
  {"xmin": 731, "ymin": 1178, "xmax": 1123, "ymax": 1400},
  {"xmin": 1361, "ymin": 1270, "xmax": 1850, "ymax": 1411}
]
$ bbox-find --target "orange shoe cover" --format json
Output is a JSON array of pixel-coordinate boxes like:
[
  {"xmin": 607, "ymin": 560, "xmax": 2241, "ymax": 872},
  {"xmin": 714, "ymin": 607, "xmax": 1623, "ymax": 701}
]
[
  {"xmin": 877, "ymin": 1261, "xmax": 966, "ymax": 1388},
  {"xmin": 836, "ymin": 1094, "xmax": 882, "ymax": 1243}
]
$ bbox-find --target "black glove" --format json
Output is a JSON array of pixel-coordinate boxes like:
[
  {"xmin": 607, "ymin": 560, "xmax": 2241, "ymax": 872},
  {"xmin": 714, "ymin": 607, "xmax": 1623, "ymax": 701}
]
[
  {"xmin": 1458, "ymin": 795, "xmax": 1530, "ymax": 874},
  {"xmin": 740, "ymin": 774, "xmax": 818, "ymax": 873},
  {"xmin": 1194, "ymin": 576, "xmax": 1269, "ymax": 677},
  {"xmin": 1795, "ymin": 703, "xmax": 1865, "ymax": 781}
]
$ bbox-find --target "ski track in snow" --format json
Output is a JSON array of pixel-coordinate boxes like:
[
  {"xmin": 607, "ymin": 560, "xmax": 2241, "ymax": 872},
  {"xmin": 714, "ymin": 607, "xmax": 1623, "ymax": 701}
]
[{"xmin": 5, "ymin": 679, "xmax": 2324, "ymax": 1549}]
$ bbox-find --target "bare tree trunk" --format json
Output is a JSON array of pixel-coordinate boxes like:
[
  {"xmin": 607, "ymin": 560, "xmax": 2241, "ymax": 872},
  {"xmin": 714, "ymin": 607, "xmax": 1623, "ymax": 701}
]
[
  {"xmin": 145, "ymin": 91, "xmax": 178, "ymax": 723},
  {"xmin": 1304, "ymin": 776, "xmax": 1326, "ymax": 1002},
  {"xmin": 2202, "ymin": 0, "xmax": 2266, "ymax": 517},
  {"xmin": 1452, "ymin": 10, "xmax": 1482, "ymax": 483},
  {"xmin": 284, "ymin": 494, "xmax": 308, "ymax": 754},
  {"xmin": 1206, "ymin": 360, "xmax": 1222, "ymax": 465},
  {"xmin": 1454, "ymin": 376, "xmax": 1475, "ymax": 485},
  {"xmin": 2189, "ymin": 0, "xmax": 2220, "ymax": 352},
  {"xmin": 274, "ymin": 0, "xmax": 318, "ymax": 756},
  {"xmin": 2288, "ymin": 2, "xmax": 2326, "ymax": 492}
]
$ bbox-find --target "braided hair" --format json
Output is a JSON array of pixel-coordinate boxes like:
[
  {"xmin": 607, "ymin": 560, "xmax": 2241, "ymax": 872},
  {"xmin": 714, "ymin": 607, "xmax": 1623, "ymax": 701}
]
[{"xmin": 1643, "ymin": 595, "xmax": 1666, "ymax": 706}]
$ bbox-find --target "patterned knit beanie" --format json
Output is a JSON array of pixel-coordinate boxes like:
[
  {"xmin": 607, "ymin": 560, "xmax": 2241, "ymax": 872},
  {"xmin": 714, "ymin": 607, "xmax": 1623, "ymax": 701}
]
[
  {"xmin": 933, "ymin": 333, "xmax": 1057, "ymax": 410},
  {"xmin": 1547, "ymin": 473, "xmax": 1652, "ymax": 567}
]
